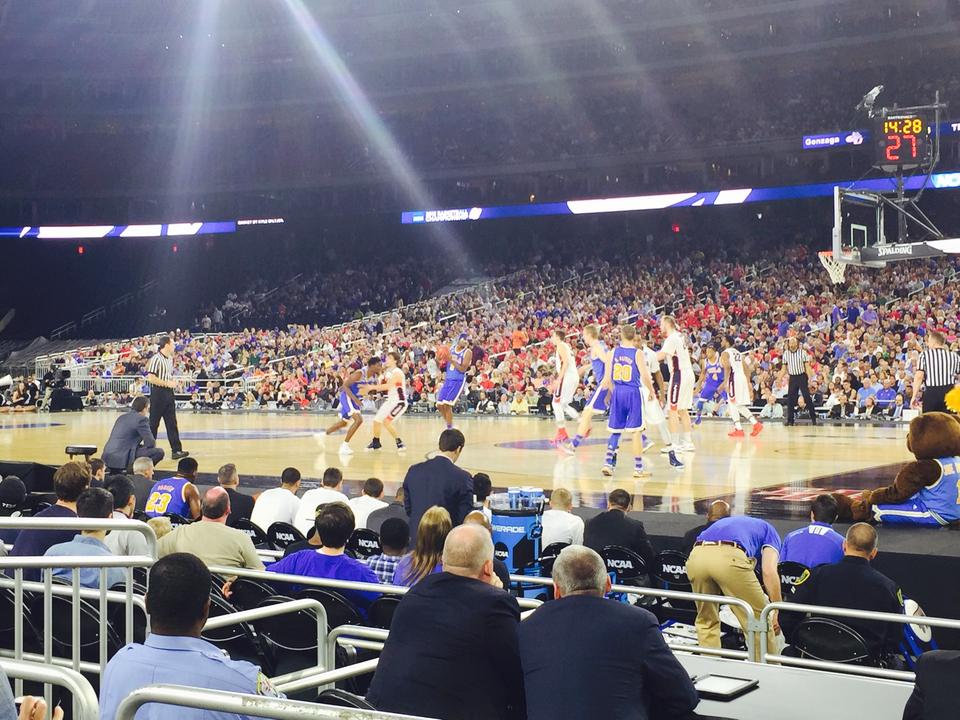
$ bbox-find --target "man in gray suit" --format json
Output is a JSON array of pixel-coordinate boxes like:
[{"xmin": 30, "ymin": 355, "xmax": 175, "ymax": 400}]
[{"xmin": 102, "ymin": 397, "xmax": 164, "ymax": 471}]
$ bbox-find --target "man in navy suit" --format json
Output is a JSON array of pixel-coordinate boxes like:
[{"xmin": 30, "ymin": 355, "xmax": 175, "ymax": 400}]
[
  {"xmin": 903, "ymin": 650, "xmax": 960, "ymax": 719},
  {"xmin": 519, "ymin": 545, "xmax": 700, "ymax": 720},
  {"xmin": 101, "ymin": 397, "xmax": 164, "ymax": 471},
  {"xmin": 367, "ymin": 524, "xmax": 524, "ymax": 720},
  {"xmin": 402, "ymin": 429, "xmax": 473, "ymax": 531}
]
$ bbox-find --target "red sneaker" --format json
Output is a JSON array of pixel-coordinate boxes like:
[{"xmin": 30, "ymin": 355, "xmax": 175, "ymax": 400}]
[
  {"xmin": 728, "ymin": 428, "xmax": 745, "ymax": 438},
  {"xmin": 751, "ymin": 422, "xmax": 764, "ymax": 437},
  {"xmin": 553, "ymin": 428, "xmax": 569, "ymax": 446}
]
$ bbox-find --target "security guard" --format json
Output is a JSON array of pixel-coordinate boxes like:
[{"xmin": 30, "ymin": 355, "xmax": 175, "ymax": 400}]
[
  {"xmin": 100, "ymin": 553, "xmax": 282, "ymax": 720},
  {"xmin": 781, "ymin": 523, "xmax": 905, "ymax": 665},
  {"xmin": 780, "ymin": 494, "xmax": 844, "ymax": 568},
  {"xmin": 685, "ymin": 514, "xmax": 783, "ymax": 657}
]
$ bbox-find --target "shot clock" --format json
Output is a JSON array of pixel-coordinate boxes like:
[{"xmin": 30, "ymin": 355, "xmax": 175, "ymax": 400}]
[{"xmin": 874, "ymin": 113, "xmax": 929, "ymax": 169}]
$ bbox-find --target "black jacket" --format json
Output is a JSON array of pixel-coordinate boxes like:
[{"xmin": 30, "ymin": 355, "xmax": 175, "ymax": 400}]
[
  {"xmin": 102, "ymin": 410, "xmax": 157, "ymax": 470},
  {"xmin": 781, "ymin": 555, "xmax": 904, "ymax": 659},
  {"xmin": 366, "ymin": 572, "xmax": 524, "ymax": 720},
  {"xmin": 903, "ymin": 650, "xmax": 960, "ymax": 720},
  {"xmin": 224, "ymin": 487, "xmax": 255, "ymax": 526},
  {"xmin": 584, "ymin": 509, "xmax": 656, "ymax": 571},
  {"xmin": 520, "ymin": 595, "xmax": 699, "ymax": 720},
  {"xmin": 402, "ymin": 456, "xmax": 474, "ymax": 531},
  {"xmin": 366, "ymin": 502, "xmax": 409, "ymax": 535}
]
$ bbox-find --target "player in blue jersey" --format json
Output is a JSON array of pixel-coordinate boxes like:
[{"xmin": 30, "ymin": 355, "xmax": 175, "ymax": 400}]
[
  {"xmin": 436, "ymin": 334, "xmax": 473, "ymax": 430},
  {"xmin": 567, "ymin": 324, "xmax": 612, "ymax": 453},
  {"xmin": 324, "ymin": 357, "xmax": 383, "ymax": 455},
  {"xmin": 693, "ymin": 344, "xmax": 725, "ymax": 425},
  {"xmin": 144, "ymin": 466, "xmax": 201, "ymax": 519},
  {"xmin": 602, "ymin": 325, "xmax": 680, "ymax": 478},
  {"xmin": 780, "ymin": 495, "xmax": 844, "ymax": 568}
]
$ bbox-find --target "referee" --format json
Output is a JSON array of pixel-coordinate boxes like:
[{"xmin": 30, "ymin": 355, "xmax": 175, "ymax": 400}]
[
  {"xmin": 781, "ymin": 336, "xmax": 817, "ymax": 426},
  {"xmin": 146, "ymin": 336, "xmax": 188, "ymax": 460},
  {"xmin": 912, "ymin": 330, "xmax": 960, "ymax": 414}
]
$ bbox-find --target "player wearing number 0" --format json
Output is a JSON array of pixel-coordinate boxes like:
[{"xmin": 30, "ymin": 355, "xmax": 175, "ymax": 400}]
[
  {"xmin": 721, "ymin": 335, "xmax": 762, "ymax": 438},
  {"xmin": 363, "ymin": 351, "xmax": 408, "ymax": 453},
  {"xmin": 568, "ymin": 324, "xmax": 611, "ymax": 453},
  {"xmin": 657, "ymin": 315, "xmax": 695, "ymax": 453},
  {"xmin": 550, "ymin": 329, "xmax": 581, "ymax": 447},
  {"xmin": 436, "ymin": 334, "xmax": 473, "ymax": 430},
  {"xmin": 324, "ymin": 357, "xmax": 383, "ymax": 455},
  {"xmin": 639, "ymin": 337, "xmax": 683, "ymax": 467}
]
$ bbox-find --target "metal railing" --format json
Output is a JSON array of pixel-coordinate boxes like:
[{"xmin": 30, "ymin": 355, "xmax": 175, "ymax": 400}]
[
  {"xmin": 0, "ymin": 657, "xmax": 100, "ymax": 720},
  {"xmin": 0, "ymin": 517, "xmax": 158, "ymax": 558},
  {"xmin": 117, "ymin": 682, "xmax": 430, "ymax": 720}
]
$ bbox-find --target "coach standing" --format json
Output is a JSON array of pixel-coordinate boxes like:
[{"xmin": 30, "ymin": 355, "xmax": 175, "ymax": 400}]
[
  {"xmin": 147, "ymin": 336, "xmax": 189, "ymax": 460},
  {"xmin": 911, "ymin": 330, "xmax": 960, "ymax": 414},
  {"xmin": 781, "ymin": 336, "xmax": 817, "ymax": 426}
]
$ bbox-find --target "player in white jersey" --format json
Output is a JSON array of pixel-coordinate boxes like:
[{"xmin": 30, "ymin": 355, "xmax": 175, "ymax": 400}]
[
  {"xmin": 656, "ymin": 315, "xmax": 695, "ymax": 452},
  {"xmin": 639, "ymin": 337, "xmax": 683, "ymax": 467},
  {"xmin": 363, "ymin": 351, "xmax": 407, "ymax": 452},
  {"xmin": 550, "ymin": 329, "xmax": 581, "ymax": 446},
  {"xmin": 567, "ymin": 324, "xmax": 612, "ymax": 453},
  {"xmin": 720, "ymin": 335, "xmax": 763, "ymax": 438}
]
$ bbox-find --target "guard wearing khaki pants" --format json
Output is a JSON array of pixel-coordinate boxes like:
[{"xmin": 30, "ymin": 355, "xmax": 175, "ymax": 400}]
[{"xmin": 685, "ymin": 515, "xmax": 783, "ymax": 658}]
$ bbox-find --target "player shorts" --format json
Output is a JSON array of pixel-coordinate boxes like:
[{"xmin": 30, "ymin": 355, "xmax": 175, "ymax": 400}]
[
  {"xmin": 554, "ymin": 374, "xmax": 579, "ymax": 405},
  {"xmin": 375, "ymin": 398, "xmax": 408, "ymax": 424},
  {"xmin": 641, "ymin": 386, "xmax": 665, "ymax": 425},
  {"xmin": 338, "ymin": 391, "xmax": 361, "ymax": 420},
  {"xmin": 728, "ymin": 376, "xmax": 751, "ymax": 406},
  {"xmin": 873, "ymin": 499, "xmax": 949, "ymax": 527},
  {"xmin": 435, "ymin": 377, "xmax": 466, "ymax": 406},
  {"xmin": 585, "ymin": 385, "xmax": 609, "ymax": 413},
  {"xmin": 607, "ymin": 386, "xmax": 644, "ymax": 434},
  {"xmin": 669, "ymin": 369, "xmax": 694, "ymax": 411},
  {"xmin": 698, "ymin": 383, "xmax": 722, "ymax": 402}
]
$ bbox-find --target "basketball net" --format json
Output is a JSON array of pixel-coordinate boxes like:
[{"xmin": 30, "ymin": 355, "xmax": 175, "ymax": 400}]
[{"xmin": 818, "ymin": 251, "xmax": 847, "ymax": 285}]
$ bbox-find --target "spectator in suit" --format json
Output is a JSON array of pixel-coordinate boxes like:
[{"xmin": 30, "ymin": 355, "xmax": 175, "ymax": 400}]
[
  {"xmin": 902, "ymin": 650, "xmax": 960, "ymax": 719},
  {"xmin": 367, "ymin": 524, "xmax": 525, "ymax": 720},
  {"xmin": 217, "ymin": 463, "xmax": 254, "ymax": 526},
  {"xmin": 463, "ymin": 511, "xmax": 512, "ymax": 589},
  {"xmin": 101, "ymin": 397, "xmax": 164, "ymax": 470},
  {"xmin": 680, "ymin": 500, "xmax": 731, "ymax": 555},
  {"xmin": 541, "ymin": 488, "xmax": 584, "ymax": 547},
  {"xmin": 393, "ymin": 506, "xmax": 452, "ymax": 586},
  {"xmin": 366, "ymin": 487, "xmax": 408, "ymax": 534},
  {"xmin": 402, "ymin": 429, "xmax": 473, "ymax": 532},
  {"xmin": 130, "ymin": 457, "xmax": 155, "ymax": 512},
  {"xmin": 520, "ymin": 545, "xmax": 699, "ymax": 720},
  {"xmin": 583, "ymin": 489, "xmax": 655, "ymax": 571}
]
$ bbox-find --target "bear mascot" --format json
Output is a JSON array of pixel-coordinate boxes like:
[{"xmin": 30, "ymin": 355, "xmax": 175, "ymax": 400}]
[{"xmin": 833, "ymin": 412, "xmax": 960, "ymax": 527}]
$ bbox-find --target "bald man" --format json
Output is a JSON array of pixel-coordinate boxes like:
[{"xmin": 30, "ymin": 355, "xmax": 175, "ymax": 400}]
[
  {"xmin": 156, "ymin": 487, "xmax": 264, "ymax": 570},
  {"xmin": 681, "ymin": 500, "xmax": 731, "ymax": 555},
  {"xmin": 367, "ymin": 524, "xmax": 525, "ymax": 720}
]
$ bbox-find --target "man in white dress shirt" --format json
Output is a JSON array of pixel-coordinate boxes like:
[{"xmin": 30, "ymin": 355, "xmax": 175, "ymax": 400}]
[
  {"xmin": 295, "ymin": 467, "xmax": 349, "ymax": 535},
  {"xmin": 349, "ymin": 477, "xmax": 388, "ymax": 529},
  {"xmin": 541, "ymin": 488, "xmax": 584, "ymax": 547},
  {"xmin": 251, "ymin": 467, "xmax": 302, "ymax": 531}
]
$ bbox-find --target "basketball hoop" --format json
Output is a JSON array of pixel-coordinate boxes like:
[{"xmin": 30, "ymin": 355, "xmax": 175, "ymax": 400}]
[{"xmin": 818, "ymin": 251, "xmax": 847, "ymax": 284}]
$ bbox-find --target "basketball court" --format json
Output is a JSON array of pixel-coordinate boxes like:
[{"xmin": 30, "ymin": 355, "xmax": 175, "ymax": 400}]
[{"xmin": 0, "ymin": 411, "xmax": 911, "ymax": 521}]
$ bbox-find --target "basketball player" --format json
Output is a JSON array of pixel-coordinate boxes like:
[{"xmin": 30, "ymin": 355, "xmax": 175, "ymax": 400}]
[
  {"xmin": 363, "ymin": 351, "xmax": 407, "ymax": 452},
  {"xmin": 550, "ymin": 329, "xmax": 581, "ymax": 446},
  {"xmin": 639, "ymin": 335, "xmax": 684, "ymax": 468},
  {"xmin": 721, "ymin": 335, "xmax": 763, "ymax": 438},
  {"xmin": 436, "ymin": 333, "xmax": 473, "ymax": 430},
  {"xmin": 568, "ymin": 324, "xmax": 611, "ymax": 452},
  {"xmin": 657, "ymin": 315, "xmax": 695, "ymax": 452},
  {"xmin": 693, "ymin": 344, "xmax": 725, "ymax": 425},
  {"xmin": 324, "ymin": 357, "xmax": 383, "ymax": 455}
]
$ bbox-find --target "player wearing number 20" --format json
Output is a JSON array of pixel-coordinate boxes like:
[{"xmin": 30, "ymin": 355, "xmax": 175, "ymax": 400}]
[{"xmin": 602, "ymin": 325, "xmax": 657, "ymax": 478}]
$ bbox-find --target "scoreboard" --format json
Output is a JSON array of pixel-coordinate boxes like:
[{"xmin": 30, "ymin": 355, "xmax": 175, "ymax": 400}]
[{"xmin": 874, "ymin": 113, "xmax": 929, "ymax": 170}]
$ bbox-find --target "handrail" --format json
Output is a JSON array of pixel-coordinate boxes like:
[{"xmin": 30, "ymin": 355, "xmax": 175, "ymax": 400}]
[
  {"xmin": 276, "ymin": 657, "xmax": 380, "ymax": 695},
  {"xmin": 0, "ymin": 517, "xmax": 158, "ymax": 558},
  {"xmin": 326, "ymin": 626, "xmax": 389, "ymax": 689},
  {"xmin": 117, "ymin": 683, "xmax": 431, "ymax": 720},
  {"xmin": 0, "ymin": 658, "xmax": 100, "ymax": 720}
]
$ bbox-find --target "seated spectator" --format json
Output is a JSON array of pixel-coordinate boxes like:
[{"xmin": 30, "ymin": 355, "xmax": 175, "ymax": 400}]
[
  {"xmin": 888, "ymin": 393, "xmax": 907, "ymax": 420},
  {"xmin": 157, "ymin": 487, "xmax": 264, "ymax": 570},
  {"xmin": 100, "ymin": 553, "xmax": 282, "ymax": 720},
  {"xmin": 476, "ymin": 391, "xmax": 494, "ymax": 414},
  {"xmin": 583, "ymin": 489, "xmax": 655, "ymax": 571},
  {"xmin": 902, "ymin": 649, "xmax": 960, "ymax": 720},
  {"xmin": 520, "ymin": 546, "xmax": 699, "ymax": 720},
  {"xmin": 12, "ymin": 462, "xmax": 91, "ymax": 579},
  {"xmin": 366, "ymin": 487, "xmax": 408, "ymax": 534},
  {"xmin": 472, "ymin": 472, "xmax": 492, "ymax": 521},
  {"xmin": 295, "ymin": 467, "xmax": 348, "ymax": 535},
  {"xmin": 540, "ymin": 488, "xmax": 584, "ymax": 546},
  {"xmin": 780, "ymin": 494, "xmax": 844, "ymax": 568},
  {"xmin": 875, "ymin": 378, "xmax": 897, "ymax": 409},
  {"xmin": 463, "ymin": 511, "xmax": 511, "ymax": 588},
  {"xmin": 393, "ymin": 506, "xmax": 452, "ymax": 587},
  {"xmin": 348, "ymin": 477, "xmax": 388, "ymax": 529},
  {"xmin": 363, "ymin": 517, "xmax": 410, "ymax": 584},
  {"xmin": 496, "ymin": 393, "xmax": 512, "ymax": 415},
  {"xmin": 147, "ymin": 516, "xmax": 173, "ymax": 541},
  {"xmin": 857, "ymin": 378, "xmax": 878, "ymax": 408},
  {"xmin": 782, "ymin": 523, "xmax": 905, "ymax": 665},
  {"xmin": 0, "ymin": 475, "xmax": 27, "ymax": 546},
  {"xmin": 681, "ymin": 500, "xmax": 731, "ymax": 555},
  {"xmin": 267, "ymin": 502, "xmax": 380, "ymax": 610},
  {"xmin": 218, "ymin": 463, "xmax": 254, "ymax": 526},
  {"xmin": 130, "ymin": 457, "xmax": 156, "ymax": 512},
  {"xmin": 144, "ymin": 457, "xmax": 201, "ymax": 520},
  {"xmin": 103, "ymin": 474, "xmax": 150, "ymax": 557},
  {"xmin": 45, "ymin": 488, "xmax": 123, "ymax": 589},
  {"xmin": 759, "ymin": 393, "xmax": 784, "ymax": 419},
  {"xmin": 367, "ymin": 524, "xmax": 524, "ymax": 720},
  {"xmin": 88, "ymin": 458, "xmax": 106, "ymax": 488},
  {"xmin": 509, "ymin": 392, "xmax": 528, "ymax": 415},
  {"xmin": 250, "ymin": 467, "xmax": 302, "ymax": 531}
]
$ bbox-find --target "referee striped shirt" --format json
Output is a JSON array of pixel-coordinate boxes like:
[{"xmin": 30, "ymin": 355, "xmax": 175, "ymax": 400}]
[
  {"xmin": 918, "ymin": 347, "xmax": 960, "ymax": 387},
  {"xmin": 147, "ymin": 352, "xmax": 173, "ymax": 386},
  {"xmin": 783, "ymin": 347, "xmax": 808, "ymax": 376}
]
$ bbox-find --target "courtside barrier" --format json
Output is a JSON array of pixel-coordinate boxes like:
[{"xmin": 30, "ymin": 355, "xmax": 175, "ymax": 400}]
[
  {"xmin": 0, "ymin": 517, "xmax": 158, "ymax": 558},
  {"xmin": 0, "ymin": 657, "xmax": 99, "ymax": 720}
]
